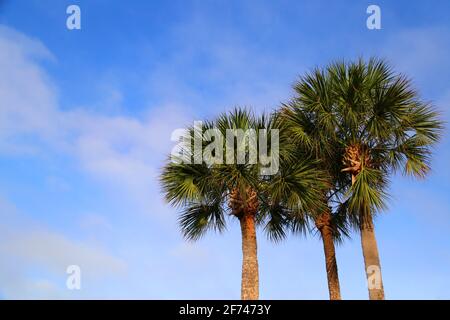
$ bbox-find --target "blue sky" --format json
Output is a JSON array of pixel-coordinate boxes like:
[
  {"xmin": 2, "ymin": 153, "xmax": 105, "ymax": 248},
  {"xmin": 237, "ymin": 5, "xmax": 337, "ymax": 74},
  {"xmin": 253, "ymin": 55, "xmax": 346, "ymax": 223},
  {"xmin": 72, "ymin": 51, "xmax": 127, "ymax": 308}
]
[{"xmin": 0, "ymin": 0, "xmax": 449, "ymax": 299}]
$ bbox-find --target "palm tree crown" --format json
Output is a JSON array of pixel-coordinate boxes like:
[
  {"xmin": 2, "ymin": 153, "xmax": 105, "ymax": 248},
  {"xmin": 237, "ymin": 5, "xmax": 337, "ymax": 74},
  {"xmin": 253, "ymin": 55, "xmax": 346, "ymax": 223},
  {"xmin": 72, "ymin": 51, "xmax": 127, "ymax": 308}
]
[
  {"xmin": 280, "ymin": 58, "xmax": 444, "ymax": 299},
  {"xmin": 160, "ymin": 108, "xmax": 327, "ymax": 299}
]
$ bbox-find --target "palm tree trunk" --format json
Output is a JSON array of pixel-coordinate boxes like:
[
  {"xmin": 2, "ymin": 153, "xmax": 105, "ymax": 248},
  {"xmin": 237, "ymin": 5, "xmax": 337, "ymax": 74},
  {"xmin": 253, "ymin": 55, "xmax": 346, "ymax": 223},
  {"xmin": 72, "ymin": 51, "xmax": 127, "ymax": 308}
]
[
  {"xmin": 360, "ymin": 216, "xmax": 385, "ymax": 300},
  {"xmin": 239, "ymin": 213, "xmax": 259, "ymax": 300},
  {"xmin": 315, "ymin": 213, "xmax": 342, "ymax": 300},
  {"xmin": 352, "ymin": 174, "xmax": 385, "ymax": 300}
]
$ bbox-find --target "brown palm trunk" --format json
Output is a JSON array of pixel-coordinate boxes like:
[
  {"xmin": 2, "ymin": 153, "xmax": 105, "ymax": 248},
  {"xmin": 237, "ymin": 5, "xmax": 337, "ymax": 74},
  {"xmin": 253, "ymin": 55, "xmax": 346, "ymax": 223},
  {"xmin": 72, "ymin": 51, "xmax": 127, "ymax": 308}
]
[
  {"xmin": 315, "ymin": 212, "xmax": 342, "ymax": 300},
  {"xmin": 352, "ymin": 174, "xmax": 385, "ymax": 300},
  {"xmin": 360, "ymin": 215, "xmax": 385, "ymax": 300},
  {"xmin": 239, "ymin": 213, "xmax": 259, "ymax": 300}
]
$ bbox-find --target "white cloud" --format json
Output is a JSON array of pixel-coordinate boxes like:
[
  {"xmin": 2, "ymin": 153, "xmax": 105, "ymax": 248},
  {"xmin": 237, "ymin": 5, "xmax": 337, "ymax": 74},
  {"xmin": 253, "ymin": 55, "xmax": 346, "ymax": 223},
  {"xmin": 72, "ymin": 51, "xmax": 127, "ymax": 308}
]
[
  {"xmin": 0, "ymin": 268, "xmax": 66, "ymax": 300},
  {"xmin": 0, "ymin": 230, "xmax": 126, "ymax": 277},
  {"xmin": 0, "ymin": 26, "xmax": 60, "ymax": 154},
  {"xmin": 79, "ymin": 213, "xmax": 113, "ymax": 233},
  {"xmin": 0, "ymin": 25, "xmax": 191, "ymax": 209},
  {"xmin": 0, "ymin": 196, "xmax": 126, "ymax": 299},
  {"xmin": 0, "ymin": 25, "xmax": 191, "ymax": 297}
]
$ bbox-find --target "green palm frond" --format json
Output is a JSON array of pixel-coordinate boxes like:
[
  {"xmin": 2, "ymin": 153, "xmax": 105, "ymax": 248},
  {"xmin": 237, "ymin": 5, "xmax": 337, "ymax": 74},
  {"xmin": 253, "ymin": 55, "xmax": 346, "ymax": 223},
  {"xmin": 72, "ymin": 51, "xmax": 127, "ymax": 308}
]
[
  {"xmin": 179, "ymin": 199, "xmax": 226, "ymax": 241},
  {"xmin": 161, "ymin": 107, "xmax": 326, "ymax": 242},
  {"xmin": 331, "ymin": 201, "xmax": 351, "ymax": 243},
  {"xmin": 347, "ymin": 166, "xmax": 389, "ymax": 224},
  {"xmin": 258, "ymin": 202, "xmax": 291, "ymax": 242},
  {"xmin": 280, "ymin": 57, "xmax": 444, "ymax": 233},
  {"xmin": 160, "ymin": 161, "xmax": 212, "ymax": 207}
]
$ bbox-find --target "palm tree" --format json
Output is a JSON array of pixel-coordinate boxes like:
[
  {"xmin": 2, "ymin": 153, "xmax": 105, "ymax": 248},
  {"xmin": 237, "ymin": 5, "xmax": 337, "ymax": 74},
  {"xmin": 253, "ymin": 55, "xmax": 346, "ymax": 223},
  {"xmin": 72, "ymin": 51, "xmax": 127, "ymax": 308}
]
[
  {"xmin": 160, "ymin": 108, "xmax": 326, "ymax": 300},
  {"xmin": 283, "ymin": 58, "xmax": 443, "ymax": 299},
  {"xmin": 311, "ymin": 205, "xmax": 349, "ymax": 300},
  {"xmin": 277, "ymin": 102, "xmax": 350, "ymax": 300}
]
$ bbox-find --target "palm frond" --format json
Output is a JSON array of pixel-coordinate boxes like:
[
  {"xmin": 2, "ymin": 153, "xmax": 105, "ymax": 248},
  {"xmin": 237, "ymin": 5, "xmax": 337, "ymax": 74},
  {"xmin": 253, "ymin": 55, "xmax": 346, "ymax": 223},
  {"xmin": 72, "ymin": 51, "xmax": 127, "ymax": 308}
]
[{"xmin": 179, "ymin": 200, "xmax": 226, "ymax": 241}]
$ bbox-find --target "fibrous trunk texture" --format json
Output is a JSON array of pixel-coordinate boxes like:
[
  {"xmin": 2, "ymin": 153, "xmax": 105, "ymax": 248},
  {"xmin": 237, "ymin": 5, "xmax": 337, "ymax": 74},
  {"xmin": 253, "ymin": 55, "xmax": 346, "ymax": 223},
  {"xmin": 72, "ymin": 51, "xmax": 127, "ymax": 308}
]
[
  {"xmin": 343, "ymin": 145, "xmax": 385, "ymax": 300},
  {"xmin": 360, "ymin": 216, "xmax": 385, "ymax": 300},
  {"xmin": 315, "ymin": 212, "xmax": 342, "ymax": 300},
  {"xmin": 229, "ymin": 187, "xmax": 259, "ymax": 300},
  {"xmin": 239, "ymin": 213, "xmax": 259, "ymax": 300}
]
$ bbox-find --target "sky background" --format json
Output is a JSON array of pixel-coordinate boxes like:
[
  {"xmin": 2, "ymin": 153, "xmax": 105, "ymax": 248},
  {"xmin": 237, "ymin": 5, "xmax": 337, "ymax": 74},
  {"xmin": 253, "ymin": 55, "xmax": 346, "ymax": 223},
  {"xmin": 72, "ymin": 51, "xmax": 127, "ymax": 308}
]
[{"xmin": 0, "ymin": 0, "xmax": 449, "ymax": 299}]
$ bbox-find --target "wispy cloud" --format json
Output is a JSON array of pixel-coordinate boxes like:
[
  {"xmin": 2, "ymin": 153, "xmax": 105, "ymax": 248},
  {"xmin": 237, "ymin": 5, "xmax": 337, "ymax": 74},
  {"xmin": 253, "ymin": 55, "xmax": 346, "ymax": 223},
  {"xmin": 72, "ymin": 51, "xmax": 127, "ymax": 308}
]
[
  {"xmin": 0, "ymin": 25, "xmax": 190, "ymax": 211},
  {"xmin": 0, "ymin": 195, "xmax": 126, "ymax": 299}
]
